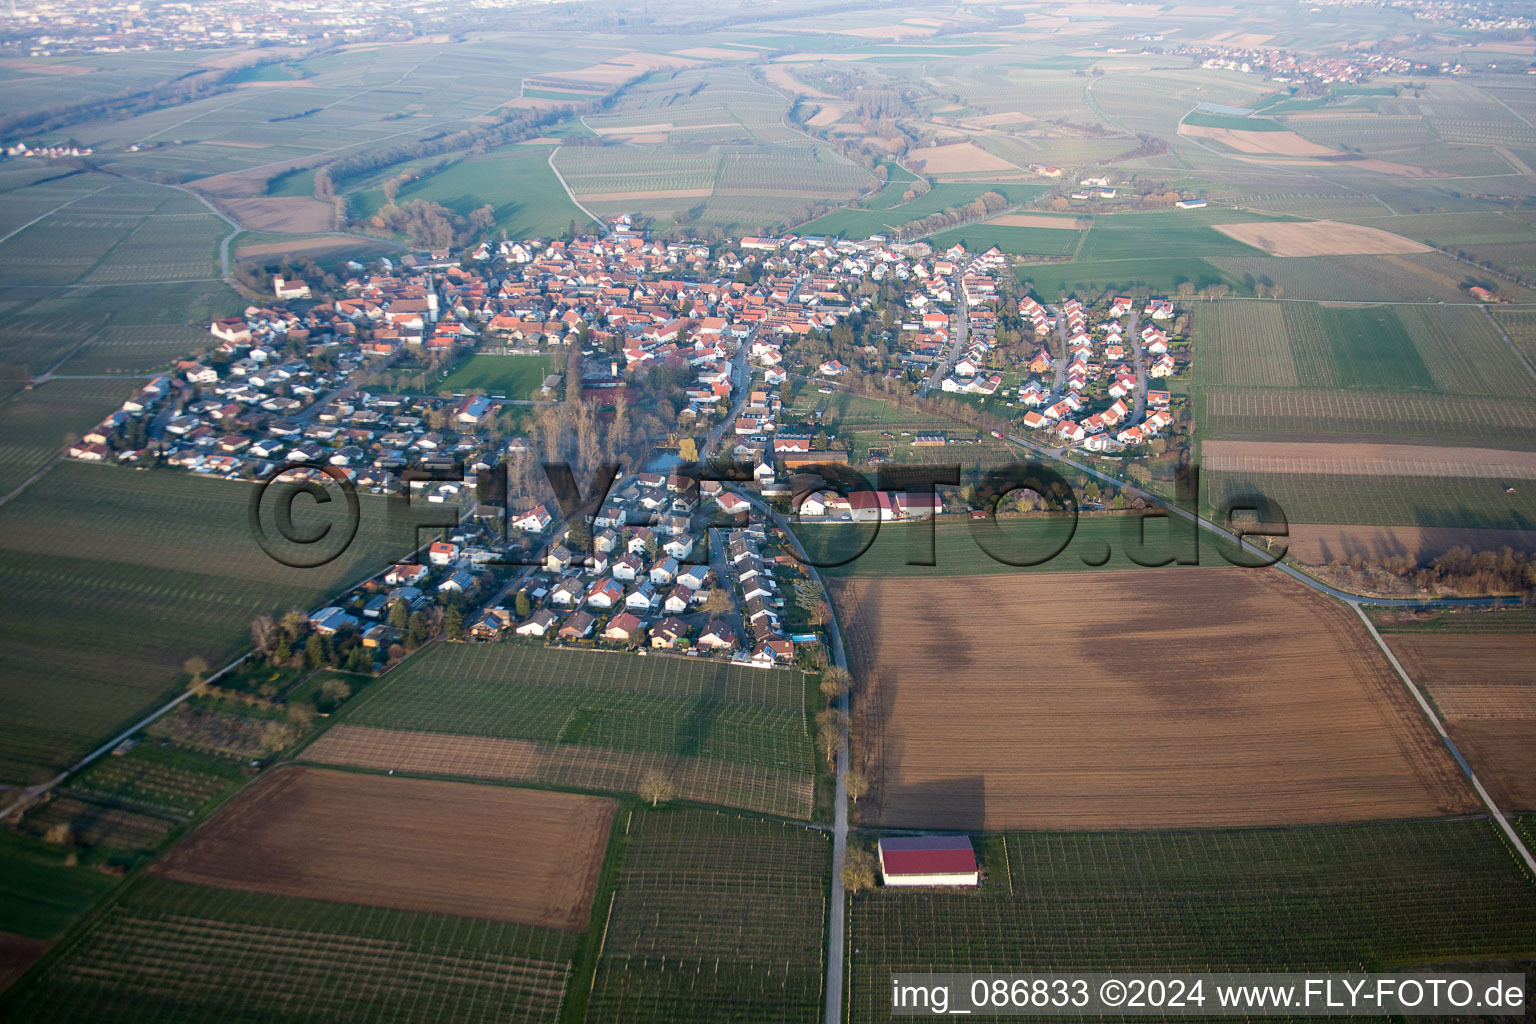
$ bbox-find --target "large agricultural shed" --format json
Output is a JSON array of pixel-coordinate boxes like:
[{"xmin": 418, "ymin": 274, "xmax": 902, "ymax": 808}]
[{"xmin": 878, "ymin": 836, "xmax": 979, "ymax": 886}]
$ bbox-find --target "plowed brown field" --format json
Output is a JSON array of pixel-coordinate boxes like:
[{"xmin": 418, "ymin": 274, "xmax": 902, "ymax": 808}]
[
  {"xmin": 152, "ymin": 765, "xmax": 614, "ymax": 929},
  {"xmin": 836, "ymin": 568, "xmax": 1474, "ymax": 830},
  {"xmin": 1387, "ymin": 634, "xmax": 1536, "ymax": 812},
  {"xmin": 0, "ymin": 933, "xmax": 47, "ymax": 993}
]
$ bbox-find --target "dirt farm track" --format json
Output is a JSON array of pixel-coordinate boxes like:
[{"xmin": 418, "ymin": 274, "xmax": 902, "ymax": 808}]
[
  {"xmin": 152, "ymin": 765, "xmax": 615, "ymax": 929},
  {"xmin": 836, "ymin": 568, "xmax": 1476, "ymax": 830}
]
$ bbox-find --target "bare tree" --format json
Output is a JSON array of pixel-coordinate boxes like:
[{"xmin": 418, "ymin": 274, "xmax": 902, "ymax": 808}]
[
  {"xmin": 846, "ymin": 769, "xmax": 868, "ymax": 805},
  {"xmin": 183, "ymin": 657, "xmax": 210, "ymax": 691},
  {"xmin": 815, "ymin": 708, "xmax": 847, "ymax": 769},
  {"xmin": 250, "ymin": 614, "xmax": 278, "ymax": 657},
  {"xmin": 638, "ymin": 770, "xmax": 678, "ymax": 807},
  {"xmin": 702, "ymin": 588, "xmax": 733, "ymax": 616},
  {"xmin": 841, "ymin": 845, "xmax": 878, "ymax": 893},
  {"xmin": 820, "ymin": 666, "xmax": 853, "ymax": 705}
]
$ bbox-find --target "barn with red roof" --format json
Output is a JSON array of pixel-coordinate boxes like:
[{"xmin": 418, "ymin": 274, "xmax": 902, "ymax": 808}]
[{"xmin": 877, "ymin": 836, "xmax": 979, "ymax": 887}]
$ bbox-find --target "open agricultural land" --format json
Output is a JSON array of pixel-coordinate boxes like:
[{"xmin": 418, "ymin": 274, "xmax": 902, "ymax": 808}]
[
  {"xmin": 1371, "ymin": 615, "xmax": 1536, "ymax": 815},
  {"xmin": 4, "ymin": 0, "xmax": 1536, "ymax": 1016},
  {"xmin": 835, "ymin": 567, "xmax": 1473, "ymax": 831},
  {"xmin": 587, "ymin": 808, "xmax": 828, "ymax": 1023},
  {"xmin": 299, "ymin": 643, "xmax": 816, "ymax": 818},
  {"xmin": 847, "ymin": 818, "xmax": 1536, "ymax": 1023},
  {"xmin": 0, "ymin": 876, "xmax": 582, "ymax": 1024},
  {"xmin": 1194, "ymin": 297, "xmax": 1536, "ymax": 560},
  {"xmin": 0, "ymin": 464, "xmax": 399, "ymax": 786},
  {"xmin": 796, "ymin": 515, "xmax": 1230, "ymax": 580},
  {"xmin": 153, "ymin": 766, "xmax": 615, "ymax": 930}
]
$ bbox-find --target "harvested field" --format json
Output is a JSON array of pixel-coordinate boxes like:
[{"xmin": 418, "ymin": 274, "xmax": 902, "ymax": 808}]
[
  {"xmin": 220, "ymin": 196, "xmax": 333, "ymax": 233},
  {"xmin": 234, "ymin": 235, "xmax": 386, "ymax": 260},
  {"xmin": 1179, "ymin": 122, "xmax": 1336, "ymax": 156},
  {"xmin": 152, "ymin": 765, "xmax": 614, "ymax": 930},
  {"xmin": 806, "ymin": 105, "xmax": 845, "ymax": 127},
  {"xmin": 908, "ymin": 142, "xmax": 1021, "ymax": 174},
  {"xmin": 1285, "ymin": 524, "xmax": 1536, "ymax": 564},
  {"xmin": 302, "ymin": 725, "xmax": 813, "ymax": 818},
  {"xmin": 672, "ymin": 46, "xmax": 749, "ymax": 60},
  {"xmin": 837, "ymin": 569, "xmax": 1474, "ymax": 830},
  {"xmin": 1212, "ymin": 220, "xmax": 1430, "ymax": 257},
  {"xmin": 1202, "ymin": 440, "xmax": 1536, "ymax": 478},
  {"xmin": 0, "ymin": 933, "xmax": 47, "ymax": 993},
  {"xmin": 761, "ymin": 65, "xmax": 835, "ymax": 99},
  {"xmin": 1447, "ymin": 721, "xmax": 1536, "ymax": 812},
  {"xmin": 1385, "ymin": 634, "xmax": 1536, "ymax": 812},
  {"xmin": 989, "ymin": 213, "xmax": 1088, "ymax": 229}
]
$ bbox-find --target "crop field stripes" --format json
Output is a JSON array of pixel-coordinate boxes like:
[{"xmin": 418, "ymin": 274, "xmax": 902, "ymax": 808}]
[
  {"xmin": 2, "ymin": 878, "xmax": 578, "ymax": 1023},
  {"xmin": 586, "ymin": 808, "xmax": 828, "ymax": 1024},
  {"xmin": 1202, "ymin": 470, "xmax": 1536, "ymax": 530},
  {"xmin": 303, "ymin": 724, "xmax": 814, "ymax": 819},
  {"xmin": 1204, "ymin": 387, "xmax": 1536, "ymax": 448},
  {"xmin": 847, "ymin": 819, "xmax": 1536, "ymax": 1023}
]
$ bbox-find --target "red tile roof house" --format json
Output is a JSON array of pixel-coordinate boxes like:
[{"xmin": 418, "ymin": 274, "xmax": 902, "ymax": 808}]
[{"xmin": 877, "ymin": 836, "xmax": 979, "ymax": 887}]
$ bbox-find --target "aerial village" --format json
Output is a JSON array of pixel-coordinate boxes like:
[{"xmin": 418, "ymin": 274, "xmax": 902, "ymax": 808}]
[{"xmin": 62, "ymin": 218, "xmax": 1184, "ymax": 666}]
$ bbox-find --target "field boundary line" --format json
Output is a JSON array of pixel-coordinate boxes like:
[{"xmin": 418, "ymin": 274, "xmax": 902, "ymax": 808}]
[
  {"xmin": 1480, "ymin": 304, "xmax": 1536, "ymax": 388},
  {"xmin": 0, "ymin": 182, "xmax": 114, "ymax": 247},
  {"xmin": 1352, "ymin": 602, "xmax": 1536, "ymax": 879},
  {"xmin": 547, "ymin": 147, "xmax": 602, "ymax": 229}
]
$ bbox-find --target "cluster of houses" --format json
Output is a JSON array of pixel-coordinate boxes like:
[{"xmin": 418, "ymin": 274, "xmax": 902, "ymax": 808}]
[
  {"xmin": 1015, "ymin": 294, "xmax": 1177, "ymax": 451},
  {"xmin": 468, "ymin": 477, "xmax": 798, "ymax": 665},
  {"xmin": 59, "ymin": 219, "xmax": 1194, "ymax": 673}
]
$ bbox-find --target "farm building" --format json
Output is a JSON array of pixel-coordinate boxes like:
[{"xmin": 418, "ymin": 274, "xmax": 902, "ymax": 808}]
[{"xmin": 877, "ymin": 836, "xmax": 979, "ymax": 887}]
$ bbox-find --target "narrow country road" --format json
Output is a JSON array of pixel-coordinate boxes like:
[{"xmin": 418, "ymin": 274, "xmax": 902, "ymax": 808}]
[
  {"xmin": 1048, "ymin": 302, "xmax": 1067, "ymax": 399},
  {"xmin": 734, "ymin": 488, "xmax": 850, "ymax": 1024}
]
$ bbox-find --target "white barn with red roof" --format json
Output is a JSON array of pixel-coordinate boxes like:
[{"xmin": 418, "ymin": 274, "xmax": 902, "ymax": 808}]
[{"xmin": 877, "ymin": 836, "xmax": 979, "ymax": 887}]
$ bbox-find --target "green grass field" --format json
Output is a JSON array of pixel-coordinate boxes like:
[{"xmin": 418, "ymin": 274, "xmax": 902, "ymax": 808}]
[
  {"xmin": 929, "ymin": 222, "xmax": 1082, "ymax": 256},
  {"xmin": 0, "ymin": 877, "xmax": 580, "ymax": 1023},
  {"xmin": 0, "ymin": 832, "xmax": 119, "ymax": 940},
  {"xmin": 849, "ymin": 818, "xmax": 1536, "ymax": 1023},
  {"xmin": 587, "ymin": 808, "xmax": 828, "ymax": 1024},
  {"xmin": 437, "ymin": 352, "xmax": 555, "ymax": 398},
  {"xmin": 795, "ymin": 514, "xmax": 1231, "ymax": 579},
  {"xmin": 1368, "ymin": 605, "xmax": 1536, "ymax": 634},
  {"xmin": 1074, "ymin": 210, "xmax": 1274, "ymax": 261},
  {"xmin": 330, "ymin": 643, "xmax": 815, "ymax": 816},
  {"xmin": 1017, "ymin": 257, "xmax": 1242, "ymax": 299},
  {"xmin": 0, "ymin": 464, "xmax": 403, "ymax": 785},
  {"xmin": 800, "ymin": 182, "xmax": 1048, "ymax": 239},
  {"xmin": 1203, "ymin": 470, "xmax": 1536, "ymax": 532},
  {"xmin": 356, "ymin": 145, "xmax": 593, "ymax": 237},
  {"xmin": 1317, "ymin": 305, "xmax": 1435, "ymax": 391}
]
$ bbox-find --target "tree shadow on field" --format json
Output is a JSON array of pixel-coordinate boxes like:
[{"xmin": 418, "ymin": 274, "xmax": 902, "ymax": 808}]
[
  {"xmin": 674, "ymin": 667, "xmax": 729, "ymax": 761},
  {"xmin": 882, "ymin": 775, "xmax": 988, "ymax": 832}
]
